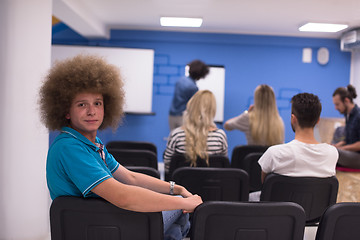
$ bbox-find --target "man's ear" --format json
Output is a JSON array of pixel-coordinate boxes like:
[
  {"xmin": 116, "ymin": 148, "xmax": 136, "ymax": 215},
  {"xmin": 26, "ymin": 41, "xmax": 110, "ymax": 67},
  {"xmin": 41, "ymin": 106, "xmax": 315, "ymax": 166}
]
[
  {"xmin": 344, "ymin": 97, "xmax": 351, "ymax": 105},
  {"xmin": 65, "ymin": 113, "xmax": 70, "ymax": 120},
  {"xmin": 316, "ymin": 117, "xmax": 320, "ymax": 125},
  {"xmin": 291, "ymin": 114, "xmax": 297, "ymax": 123}
]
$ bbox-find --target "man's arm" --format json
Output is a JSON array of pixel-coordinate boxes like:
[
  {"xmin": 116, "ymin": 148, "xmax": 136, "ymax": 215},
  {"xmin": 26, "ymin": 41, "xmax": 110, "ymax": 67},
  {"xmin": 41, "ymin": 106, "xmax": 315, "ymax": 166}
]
[
  {"xmin": 91, "ymin": 177, "xmax": 202, "ymax": 213},
  {"xmin": 338, "ymin": 141, "xmax": 360, "ymax": 152},
  {"xmin": 261, "ymin": 171, "xmax": 268, "ymax": 183},
  {"xmin": 333, "ymin": 140, "xmax": 346, "ymax": 148},
  {"xmin": 112, "ymin": 164, "xmax": 192, "ymax": 197}
]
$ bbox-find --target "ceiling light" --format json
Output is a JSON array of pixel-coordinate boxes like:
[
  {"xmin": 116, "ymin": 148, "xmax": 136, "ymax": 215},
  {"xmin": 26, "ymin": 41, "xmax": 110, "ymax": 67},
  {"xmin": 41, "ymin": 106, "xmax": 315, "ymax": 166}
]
[
  {"xmin": 299, "ymin": 23, "xmax": 348, "ymax": 32},
  {"xmin": 160, "ymin": 17, "xmax": 203, "ymax": 27}
]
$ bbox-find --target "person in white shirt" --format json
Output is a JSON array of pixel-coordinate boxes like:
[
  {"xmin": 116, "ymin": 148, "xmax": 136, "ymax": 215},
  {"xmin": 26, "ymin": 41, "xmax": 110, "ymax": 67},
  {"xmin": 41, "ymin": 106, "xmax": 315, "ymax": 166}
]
[{"xmin": 250, "ymin": 93, "xmax": 338, "ymax": 200}]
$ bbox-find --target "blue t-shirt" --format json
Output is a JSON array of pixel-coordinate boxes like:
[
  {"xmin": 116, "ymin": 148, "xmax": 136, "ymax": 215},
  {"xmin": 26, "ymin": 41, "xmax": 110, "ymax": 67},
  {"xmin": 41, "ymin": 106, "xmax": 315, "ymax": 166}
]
[
  {"xmin": 169, "ymin": 76, "xmax": 198, "ymax": 116},
  {"xmin": 46, "ymin": 127, "xmax": 119, "ymax": 200}
]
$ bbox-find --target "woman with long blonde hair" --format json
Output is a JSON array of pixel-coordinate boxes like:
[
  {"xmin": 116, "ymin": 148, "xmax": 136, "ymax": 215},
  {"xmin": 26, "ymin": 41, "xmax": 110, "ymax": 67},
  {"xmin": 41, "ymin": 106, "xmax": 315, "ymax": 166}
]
[
  {"xmin": 164, "ymin": 90, "xmax": 228, "ymax": 174},
  {"xmin": 225, "ymin": 84, "xmax": 284, "ymax": 146}
]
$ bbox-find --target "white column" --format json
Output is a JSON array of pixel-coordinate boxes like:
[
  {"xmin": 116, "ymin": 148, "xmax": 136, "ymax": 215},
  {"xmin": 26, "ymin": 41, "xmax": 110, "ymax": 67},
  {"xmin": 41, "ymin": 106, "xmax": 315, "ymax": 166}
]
[
  {"xmin": 350, "ymin": 50, "xmax": 360, "ymax": 106},
  {"xmin": 0, "ymin": 1, "xmax": 52, "ymax": 239}
]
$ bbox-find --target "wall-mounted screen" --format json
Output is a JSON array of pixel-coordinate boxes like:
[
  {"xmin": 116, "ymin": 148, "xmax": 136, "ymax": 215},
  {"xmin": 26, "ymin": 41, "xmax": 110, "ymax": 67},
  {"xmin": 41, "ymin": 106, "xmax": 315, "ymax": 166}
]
[
  {"xmin": 52, "ymin": 45, "xmax": 155, "ymax": 114},
  {"xmin": 186, "ymin": 65, "xmax": 225, "ymax": 122}
]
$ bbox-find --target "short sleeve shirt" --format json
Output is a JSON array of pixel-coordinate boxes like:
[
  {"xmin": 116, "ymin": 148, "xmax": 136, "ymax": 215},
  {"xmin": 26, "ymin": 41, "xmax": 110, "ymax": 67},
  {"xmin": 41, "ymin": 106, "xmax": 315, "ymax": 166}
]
[
  {"xmin": 46, "ymin": 127, "xmax": 119, "ymax": 200},
  {"xmin": 225, "ymin": 111, "xmax": 254, "ymax": 144},
  {"xmin": 258, "ymin": 140, "xmax": 338, "ymax": 177}
]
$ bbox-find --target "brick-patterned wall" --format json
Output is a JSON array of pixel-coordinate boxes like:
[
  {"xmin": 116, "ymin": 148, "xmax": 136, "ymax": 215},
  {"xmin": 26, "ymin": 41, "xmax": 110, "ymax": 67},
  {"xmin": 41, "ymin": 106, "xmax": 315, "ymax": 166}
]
[{"xmin": 153, "ymin": 54, "xmax": 184, "ymax": 96}]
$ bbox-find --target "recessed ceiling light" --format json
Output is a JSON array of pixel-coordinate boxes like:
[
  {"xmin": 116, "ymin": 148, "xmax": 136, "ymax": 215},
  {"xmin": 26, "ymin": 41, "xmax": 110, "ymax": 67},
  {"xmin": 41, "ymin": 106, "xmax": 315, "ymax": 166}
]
[
  {"xmin": 299, "ymin": 23, "xmax": 348, "ymax": 32},
  {"xmin": 160, "ymin": 17, "xmax": 203, "ymax": 27}
]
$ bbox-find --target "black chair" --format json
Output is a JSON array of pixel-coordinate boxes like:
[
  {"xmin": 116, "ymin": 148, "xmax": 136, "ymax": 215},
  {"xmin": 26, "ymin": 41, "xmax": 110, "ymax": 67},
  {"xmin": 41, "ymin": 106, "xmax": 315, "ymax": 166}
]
[
  {"xmin": 260, "ymin": 173, "xmax": 339, "ymax": 225},
  {"xmin": 126, "ymin": 166, "xmax": 160, "ymax": 179},
  {"xmin": 315, "ymin": 202, "xmax": 360, "ymax": 240},
  {"xmin": 230, "ymin": 145, "xmax": 268, "ymax": 168},
  {"xmin": 108, "ymin": 149, "xmax": 158, "ymax": 169},
  {"xmin": 241, "ymin": 152, "xmax": 263, "ymax": 192},
  {"xmin": 166, "ymin": 153, "xmax": 230, "ymax": 181},
  {"xmin": 106, "ymin": 140, "xmax": 157, "ymax": 155},
  {"xmin": 50, "ymin": 196, "xmax": 163, "ymax": 240},
  {"xmin": 172, "ymin": 167, "xmax": 249, "ymax": 201},
  {"xmin": 191, "ymin": 201, "xmax": 306, "ymax": 240}
]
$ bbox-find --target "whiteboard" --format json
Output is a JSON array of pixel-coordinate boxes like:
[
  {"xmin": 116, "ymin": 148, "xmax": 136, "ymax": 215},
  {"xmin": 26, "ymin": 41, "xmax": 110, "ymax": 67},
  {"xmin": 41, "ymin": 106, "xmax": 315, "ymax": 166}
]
[
  {"xmin": 51, "ymin": 45, "xmax": 154, "ymax": 114},
  {"xmin": 186, "ymin": 65, "xmax": 225, "ymax": 122}
]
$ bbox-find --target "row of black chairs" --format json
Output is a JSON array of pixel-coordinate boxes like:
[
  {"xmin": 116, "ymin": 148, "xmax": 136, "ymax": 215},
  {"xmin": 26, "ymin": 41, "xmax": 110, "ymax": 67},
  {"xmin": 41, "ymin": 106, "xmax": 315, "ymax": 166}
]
[
  {"xmin": 50, "ymin": 196, "xmax": 360, "ymax": 240},
  {"xmin": 193, "ymin": 201, "xmax": 360, "ymax": 240},
  {"xmin": 172, "ymin": 168, "xmax": 338, "ymax": 226},
  {"xmin": 106, "ymin": 140, "xmax": 157, "ymax": 155},
  {"xmin": 107, "ymin": 141, "xmax": 341, "ymax": 223},
  {"xmin": 106, "ymin": 141, "xmax": 268, "ymax": 191},
  {"xmin": 106, "ymin": 141, "xmax": 159, "ymax": 169},
  {"xmin": 107, "ymin": 141, "xmax": 339, "ymax": 225},
  {"xmin": 165, "ymin": 154, "xmax": 230, "ymax": 181},
  {"xmin": 176, "ymin": 145, "xmax": 268, "ymax": 191},
  {"xmin": 115, "ymin": 164, "xmax": 339, "ymax": 226},
  {"xmin": 105, "ymin": 141, "xmax": 267, "ymax": 167}
]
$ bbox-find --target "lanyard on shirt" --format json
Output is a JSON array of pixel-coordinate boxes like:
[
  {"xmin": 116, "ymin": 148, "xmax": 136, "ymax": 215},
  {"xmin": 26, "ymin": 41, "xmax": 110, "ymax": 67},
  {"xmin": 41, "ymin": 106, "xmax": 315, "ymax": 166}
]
[{"xmin": 95, "ymin": 143, "xmax": 108, "ymax": 167}]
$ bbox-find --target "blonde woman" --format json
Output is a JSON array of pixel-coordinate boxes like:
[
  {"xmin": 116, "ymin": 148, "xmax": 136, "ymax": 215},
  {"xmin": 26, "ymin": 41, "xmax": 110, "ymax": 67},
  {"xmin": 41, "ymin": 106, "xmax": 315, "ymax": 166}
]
[
  {"xmin": 224, "ymin": 84, "xmax": 284, "ymax": 146},
  {"xmin": 164, "ymin": 90, "xmax": 228, "ymax": 175}
]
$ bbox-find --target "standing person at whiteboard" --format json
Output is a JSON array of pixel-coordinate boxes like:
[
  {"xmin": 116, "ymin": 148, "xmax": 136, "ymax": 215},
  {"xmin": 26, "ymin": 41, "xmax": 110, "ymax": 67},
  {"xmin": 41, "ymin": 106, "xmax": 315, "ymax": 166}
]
[
  {"xmin": 169, "ymin": 59, "xmax": 209, "ymax": 131},
  {"xmin": 224, "ymin": 84, "xmax": 284, "ymax": 146}
]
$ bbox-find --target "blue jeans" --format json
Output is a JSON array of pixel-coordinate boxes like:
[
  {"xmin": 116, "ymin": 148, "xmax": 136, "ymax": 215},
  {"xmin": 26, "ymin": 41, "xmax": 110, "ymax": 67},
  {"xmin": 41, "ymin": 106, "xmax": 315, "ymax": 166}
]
[{"xmin": 162, "ymin": 209, "xmax": 190, "ymax": 240}]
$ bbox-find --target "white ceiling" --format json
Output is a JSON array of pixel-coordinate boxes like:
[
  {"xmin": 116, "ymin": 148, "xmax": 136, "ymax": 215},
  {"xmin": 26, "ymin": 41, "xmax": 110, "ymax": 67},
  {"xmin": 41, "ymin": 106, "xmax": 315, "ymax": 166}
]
[{"xmin": 53, "ymin": 0, "xmax": 360, "ymax": 39}]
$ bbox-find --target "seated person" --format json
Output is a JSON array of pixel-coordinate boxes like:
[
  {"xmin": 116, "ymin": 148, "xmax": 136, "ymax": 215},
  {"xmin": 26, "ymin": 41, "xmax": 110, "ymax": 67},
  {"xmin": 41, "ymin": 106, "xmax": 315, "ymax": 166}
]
[
  {"xmin": 39, "ymin": 54, "xmax": 202, "ymax": 240},
  {"xmin": 224, "ymin": 84, "xmax": 284, "ymax": 146},
  {"xmin": 164, "ymin": 90, "xmax": 228, "ymax": 176},
  {"xmin": 250, "ymin": 93, "xmax": 338, "ymax": 201},
  {"xmin": 332, "ymin": 85, "xmax": 360, "ymax": 169}
]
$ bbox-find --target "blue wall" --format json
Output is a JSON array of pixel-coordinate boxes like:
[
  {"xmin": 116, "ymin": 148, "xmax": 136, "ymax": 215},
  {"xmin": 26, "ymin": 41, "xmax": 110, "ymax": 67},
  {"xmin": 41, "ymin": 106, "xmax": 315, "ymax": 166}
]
[{"xmin": 52, "ymin": 24, "xmax": 351, "ymax": 162}]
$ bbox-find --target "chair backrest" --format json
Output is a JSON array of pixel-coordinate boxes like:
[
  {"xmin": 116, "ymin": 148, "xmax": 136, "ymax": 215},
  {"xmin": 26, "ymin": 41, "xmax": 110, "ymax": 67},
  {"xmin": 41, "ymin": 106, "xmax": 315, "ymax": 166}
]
[
  {"xmin": 191, "ymin": 201, "xmax": 306, "ymax": 240},
  {"xmin": 166, "ymin": 153, "xmax": 230, "ymax": 181},
  {"xmin": 230, "ymin": 145, "xmax": 268, "ymax": 168},
  {"xmin": 126, "ymin": 166, "xmax": 160, "ymax": 179},
  {"xmin": 315, "ymin": 202, "xmax": 360, "ymax": 240},
  {"xmin": 108, "ymin": 149, "xmax": 158, "ymax": 169},
  {"xmin": 106, "ymin": 140, "xmax": 157, "ymax": 155},
  {"xmin": 172, "ymin": 167, "xmax": 249, "ymax": 201},
  {"xmin": 260, "ymin": 173, "xmax": 339, "ymax": 225},
  {"xmin": 50, "ymin": 196, "xmax": 163, "ymax": 240},
  {"xmin": 242, "ymin": 152, "xmax": 263, "ymax": 192}
]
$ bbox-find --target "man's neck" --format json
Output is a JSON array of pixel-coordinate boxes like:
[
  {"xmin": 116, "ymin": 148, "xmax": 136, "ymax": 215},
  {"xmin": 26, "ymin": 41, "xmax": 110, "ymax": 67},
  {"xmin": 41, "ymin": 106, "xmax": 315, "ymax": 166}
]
[
  {"xmin": 346, "ymin": 103, "xmax": 356, "ymax": 115},
  {"xmin": 294, "ymin": 127, "xmax": 319, "ymax": 144}
]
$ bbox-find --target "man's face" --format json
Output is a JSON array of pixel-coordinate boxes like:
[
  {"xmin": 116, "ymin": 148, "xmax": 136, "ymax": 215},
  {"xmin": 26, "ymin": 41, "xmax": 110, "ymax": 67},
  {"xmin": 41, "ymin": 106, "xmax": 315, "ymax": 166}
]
[
  {"xmin": 65, "ymin": 92, "xmax": 104, "ymax": 141},
  {"xmin": 332, "ymin": 94, "xmax": 347, "ymax": 114}
]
